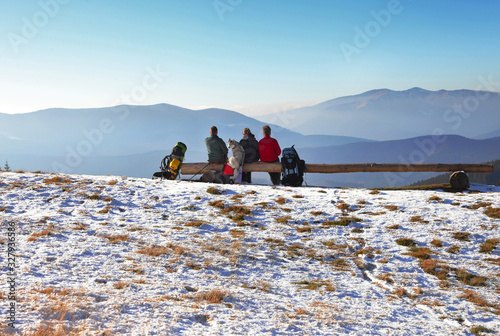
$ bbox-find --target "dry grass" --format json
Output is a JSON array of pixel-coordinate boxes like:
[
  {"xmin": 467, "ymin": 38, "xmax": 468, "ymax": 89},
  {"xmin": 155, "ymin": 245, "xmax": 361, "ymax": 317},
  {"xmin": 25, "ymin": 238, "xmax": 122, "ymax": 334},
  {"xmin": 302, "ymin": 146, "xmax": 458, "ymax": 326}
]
[
  {"xmin": 336, "ymin": 202, "xmax": 351, "ymax": 212},
  {"xmin": 387, "ymin": 224, "xmax": 400, "ymax": 230},
  {"xmin": 409, "ymin": 215, "xmax": 428, "ymax": 224},
  {"xmin": 97, "ymin": 206, "xmax": 112, "ymax": 214},
  {"xmin": 376, "ymin": 273, "xmax": 394, "ymax": 284},
  {"xmin": 404, "ymin": 247, "xmax": 433, "ymax": 260},
  {"xmin": 430, "ymin": 239, "xmax": 443, "ymax": 247},
  {"xmin": 275, "ymin": 216, "xmax": 292, "ymax": 224},
  {"xmin": 428, "ymin": 195, "xmax": 442, "ymax": 202},
  {"xmin": 469, "ymin": 202, "xmax": 492, "ymax": 210},
  {"xmin": 136, "ymin": 245, "xmax": 170, "ymax": 257},
  {"xmin": 107, "ymin": 180, "xmax": 118, "ymax": 185},
  {"xmin": 206, "ymin": 186, "xmax": 223, "ymax": 195},
  {"xmin": 275, "ymin": 197, "xmax": 287, "ymax": 205},
  {"xmin": 72, "ymin": 223, "xmax": 87, "ymax": 231},
  {"xmin": 455, "ymin": 269, "xmax": 487, "ymax": 287},
  {"xmin": 114, "ymin": 281, "xmax": 129, "ymax": 290},
  {"xmin": 395, "ymin": 237, "xmax": 416, "ymax": 247},
  {"xmin": 43, "ymin": 176, "xmax": 72, "ymax": 184},
  {"xmin": 322, "ymin": 216, "xmax": 362, "ymax": 227},
  {"xmin": 384, "ymin": 205, "xmax": 399, "ymax": 211},
  {"xmin": 103, "ymin": 234, "xmax": 129, "ymax": 244},
  {"xmin": 297, "ymin": 226, "xmax": 313, "ymax": 233},
  {"xmin": 479, "ymin": 238, "xmax": 499, "ymax": 253},
  {"xmin": 458, "ymin": 289, "xmax": 490, "ymax": 307},
  {"xmin": 208, "ymin": 200, "xmax": 225, "ymax": 209},
  {"xmin": 29, "ymin": 229, "xmax": 53, "ymax": 241},
  {"xmin": 470, "ymin": 325, "xmax": 493, "ymax": 335},
  {"xmin": 220, "ymin": 205, "xmax": 252, "ymax": 216},
  {"xmin": 311, "ymin": 211, "xmax": 323, "ymax": 216},
  {"xmin": 87, "ymin": 193, "xmax": 101, "ymax": 200},
  {"xmin": 293, "ymin": 280, "xmax": 335, "ymax": 291},
  {"xmin": 194, "ymin": 289, "xmax": 228, "ymax": 304},
  {"xmin": 185, "ymin": 220, "xmax": 207, "ymax": 227},
  {"xmin": 420, "ymin": 259, "xmax": 448, "ymax": 280},
  {"xmin": 452, "ymin": 231, "xmax": 471, "ymax": 241},
  {"xmin": 446, "ymin": 245, "xmax": 460, "ymax": 254},
  {"xmin": 230, "ymin": 229, "xmax": 245, "ymax": 238},
  {"xmin": 484, "ymin": 207, "xmax": 500, "ymax": 219}
]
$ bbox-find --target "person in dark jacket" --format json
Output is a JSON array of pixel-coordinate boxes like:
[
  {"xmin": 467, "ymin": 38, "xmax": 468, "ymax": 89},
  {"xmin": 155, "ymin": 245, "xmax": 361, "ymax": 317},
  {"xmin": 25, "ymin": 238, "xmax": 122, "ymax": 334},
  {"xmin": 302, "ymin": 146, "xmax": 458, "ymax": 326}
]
[
  {"xmin": 205, "ymin": 126, "xmax": 228, "ymax": 164},
  {"xmin": 239, "ymin": 128, "xmax": 260, "ymax": 183},
  {"xmin": 258, "ymin": 125, "xmax": 281, "ymax": 185}
]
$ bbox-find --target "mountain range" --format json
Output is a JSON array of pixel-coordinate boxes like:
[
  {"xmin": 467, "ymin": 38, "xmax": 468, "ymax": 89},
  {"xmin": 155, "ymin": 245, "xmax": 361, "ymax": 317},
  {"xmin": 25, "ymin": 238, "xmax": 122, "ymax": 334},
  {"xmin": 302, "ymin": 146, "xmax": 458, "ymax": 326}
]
[
  {"xmin": 1, "ymin": 88, "xmax": 499, "ymax": 187},
  {"xmin": 258, "ymin": 87, "xmax": 500, "ymax": 140}
]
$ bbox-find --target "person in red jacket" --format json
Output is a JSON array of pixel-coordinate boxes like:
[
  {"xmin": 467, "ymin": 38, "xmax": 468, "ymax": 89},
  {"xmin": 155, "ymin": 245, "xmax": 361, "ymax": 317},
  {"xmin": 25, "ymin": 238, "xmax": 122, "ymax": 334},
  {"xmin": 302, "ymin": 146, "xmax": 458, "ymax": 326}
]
[{"xmin": 258, "ymin": 125, "xmax": 281, "ymax": 185}]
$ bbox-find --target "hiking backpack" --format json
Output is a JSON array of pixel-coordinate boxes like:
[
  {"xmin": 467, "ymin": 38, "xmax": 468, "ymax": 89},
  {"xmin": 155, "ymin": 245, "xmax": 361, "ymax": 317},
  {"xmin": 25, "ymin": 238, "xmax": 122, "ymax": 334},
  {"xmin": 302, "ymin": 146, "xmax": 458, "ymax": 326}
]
[
  {"xmin": 153, "ymin": 142, "xmax": 187, "ymax": 180},
  {"xmin": 280, "ymin": 145, "xmax": 306, "ymax": 187}
]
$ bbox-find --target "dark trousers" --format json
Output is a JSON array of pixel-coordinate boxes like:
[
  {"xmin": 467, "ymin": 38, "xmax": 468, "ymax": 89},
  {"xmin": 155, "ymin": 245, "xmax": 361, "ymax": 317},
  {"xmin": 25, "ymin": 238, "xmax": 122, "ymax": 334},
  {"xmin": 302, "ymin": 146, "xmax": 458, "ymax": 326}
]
[
  {"xmin": 264, "ymin": 159, "xmax": 281, "ymax": 185},
  {"xmin": 242, "ymin": 172, "xmax": 252, "ymax": 183}
]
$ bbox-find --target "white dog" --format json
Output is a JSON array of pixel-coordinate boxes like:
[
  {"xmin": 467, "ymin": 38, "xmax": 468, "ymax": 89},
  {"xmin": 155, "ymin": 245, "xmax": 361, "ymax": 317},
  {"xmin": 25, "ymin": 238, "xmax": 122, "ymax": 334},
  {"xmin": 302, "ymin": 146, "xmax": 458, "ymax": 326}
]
[{"xmin": 227, "ymin": 139, "xmax": 245, "ymax": 181}]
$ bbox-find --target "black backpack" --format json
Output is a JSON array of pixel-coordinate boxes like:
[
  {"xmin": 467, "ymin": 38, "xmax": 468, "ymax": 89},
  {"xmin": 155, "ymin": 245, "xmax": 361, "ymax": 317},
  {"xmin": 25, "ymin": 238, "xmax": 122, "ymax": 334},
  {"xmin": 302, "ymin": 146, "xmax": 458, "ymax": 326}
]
[
  {"xmin": 153, "ymin": 142, "xmax": 187, "ymax": 180},
  {"xmin": 280, "ymin": 145, "xmax": 305, "ymax": 187}
]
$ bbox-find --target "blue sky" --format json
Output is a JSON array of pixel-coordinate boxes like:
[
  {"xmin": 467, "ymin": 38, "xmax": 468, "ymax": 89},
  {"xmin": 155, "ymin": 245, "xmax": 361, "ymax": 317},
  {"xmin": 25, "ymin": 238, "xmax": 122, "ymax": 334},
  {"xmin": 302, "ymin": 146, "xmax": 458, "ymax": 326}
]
[{"xmin": 1, "ymin": 0, "xmax": 499, "ymax": 115}]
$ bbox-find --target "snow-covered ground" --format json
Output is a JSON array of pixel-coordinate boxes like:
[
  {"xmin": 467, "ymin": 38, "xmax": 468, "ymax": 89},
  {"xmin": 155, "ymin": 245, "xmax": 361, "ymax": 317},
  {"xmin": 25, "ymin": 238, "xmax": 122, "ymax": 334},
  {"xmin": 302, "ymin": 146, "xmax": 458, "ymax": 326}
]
[{"xmin": 1, "ymin": 171, "xmax": 499, "ymax": 335}]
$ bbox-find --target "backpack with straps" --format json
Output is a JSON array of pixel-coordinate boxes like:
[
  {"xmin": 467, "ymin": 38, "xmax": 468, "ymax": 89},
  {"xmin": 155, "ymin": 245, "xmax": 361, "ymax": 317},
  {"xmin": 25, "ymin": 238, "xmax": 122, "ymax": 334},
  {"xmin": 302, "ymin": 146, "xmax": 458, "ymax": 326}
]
[
  {"xmin": 280, "ymin": 145, "xmax": 306, "ymax": 187},
  {"xmin": 153, "ymin": 142, "xmax": 187, "ymax": 180}
]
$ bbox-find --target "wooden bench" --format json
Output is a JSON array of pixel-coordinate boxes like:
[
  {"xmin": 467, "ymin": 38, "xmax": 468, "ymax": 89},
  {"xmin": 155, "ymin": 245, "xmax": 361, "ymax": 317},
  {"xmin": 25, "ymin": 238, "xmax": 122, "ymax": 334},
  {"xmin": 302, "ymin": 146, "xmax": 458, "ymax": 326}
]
[{"xmin": 180, "ymin": 162, "xmax": 494, "ymax": 190}]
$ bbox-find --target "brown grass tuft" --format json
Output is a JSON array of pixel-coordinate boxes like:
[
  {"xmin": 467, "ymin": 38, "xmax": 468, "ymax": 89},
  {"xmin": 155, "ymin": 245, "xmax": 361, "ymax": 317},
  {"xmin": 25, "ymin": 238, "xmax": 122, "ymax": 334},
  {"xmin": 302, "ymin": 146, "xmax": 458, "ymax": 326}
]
[
  {"xmin": 456, "ymin": 269, "xmax": 487, "ymax": 287},
  {"xmin": 396, "ymin": 237, "xmax": 416, "ymax": 247},
  {"xmin": 103, "ymin": 234, "xmax": 129, "ymax": 244},
  {"xmin": 404, "ymin": 247, "xmax": 433, "ymax": 260},
  {"xmin": 430, "ymin": 239, "xmax": 443, "ymax": 247},
  {"xmin": 484, "ymin": 207, "xmax": 500, "ymax": 219},
  {"xmin": 195, "ymin": 289, "xmax": 228, "ymax": 304},
  {"xmin": 136, "ymin": 245, "xmax": 170, "ymax": 257},
  {"xmin": 410, "ymin": 215, "xmax": 428, "ymax": 224},
  {"xmin": 275, "ymin": 197, "xmax": 287, "ymax": 205},
  {"xmin": 459, "ymin": 289, "xmax": 489, "ymax": 307},
  {"xmin": 420, "ymin": 259, "xmax": 448, "ymax": 280},
  {"xmin": 206, "ymin": 186, "xmax": 223, "ymax": 195},
  {"xmin": 452, "ymin": 231, "xmax": 471, "ymax": 241},
  {"xmin": 479, "ymin": 238, "xmax": 499, "ymax": 253},
  {"xmin": 43, "ymin": 176, "xmax": 72, "ymax": 184}
]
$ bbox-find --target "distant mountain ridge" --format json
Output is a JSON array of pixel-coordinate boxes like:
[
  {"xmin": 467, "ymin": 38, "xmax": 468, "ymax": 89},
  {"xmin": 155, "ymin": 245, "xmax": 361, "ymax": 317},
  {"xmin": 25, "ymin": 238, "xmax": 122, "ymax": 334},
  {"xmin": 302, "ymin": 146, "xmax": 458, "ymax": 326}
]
[
  {"xmin": 1, "ymin": 88, "xmax": 499, "ymax": 187},
  {"xmin": 257, "ymin": 88, "xmax": 500, "ymax": 140}
]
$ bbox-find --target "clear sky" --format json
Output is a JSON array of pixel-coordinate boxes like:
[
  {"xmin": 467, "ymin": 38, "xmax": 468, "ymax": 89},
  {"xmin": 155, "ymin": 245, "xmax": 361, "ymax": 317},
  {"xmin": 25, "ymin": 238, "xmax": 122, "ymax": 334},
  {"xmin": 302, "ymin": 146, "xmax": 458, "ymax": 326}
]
[{"xmin": 1, "ymin": 0, "xmax": 499, "ymax": 115}]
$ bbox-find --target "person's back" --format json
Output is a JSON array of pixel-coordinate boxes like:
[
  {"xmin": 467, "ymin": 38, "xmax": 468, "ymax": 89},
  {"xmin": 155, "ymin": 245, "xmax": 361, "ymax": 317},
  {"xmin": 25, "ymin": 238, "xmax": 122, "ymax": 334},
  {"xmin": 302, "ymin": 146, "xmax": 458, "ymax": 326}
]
[
  {"xmin": 258, "ymin": 125, "xmax": 281, "ymax": 185},
  {"xmin": 240, "ymin": 128, "xmax": 260, "ymax": 163},
  {"xmin": 205, "ymin": 126, "xmax": 228, "ymax": 164},
  {"xmin": 239, "ymin": 128, "xmax": 260, "ymax": 183},
  {"xmin": 258, "ymin": 136, "xmax": 280, "ymax": 162}
]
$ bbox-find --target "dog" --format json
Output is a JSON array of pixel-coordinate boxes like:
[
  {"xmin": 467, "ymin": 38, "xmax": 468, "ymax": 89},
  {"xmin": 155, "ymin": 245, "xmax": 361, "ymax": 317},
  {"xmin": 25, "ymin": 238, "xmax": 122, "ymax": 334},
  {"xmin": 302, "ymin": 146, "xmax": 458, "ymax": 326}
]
[{"xmin": 227, "ymin": 139, "xmax": 245, "ymax": 181}]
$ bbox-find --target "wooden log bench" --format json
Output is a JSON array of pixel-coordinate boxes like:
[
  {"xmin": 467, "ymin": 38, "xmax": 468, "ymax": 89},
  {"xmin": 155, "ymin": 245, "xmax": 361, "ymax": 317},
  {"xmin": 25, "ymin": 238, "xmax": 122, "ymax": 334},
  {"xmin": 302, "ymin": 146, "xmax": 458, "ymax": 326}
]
[{"xmin": 180, "ymin": 162, "xmax": 493, "ymax": 190}]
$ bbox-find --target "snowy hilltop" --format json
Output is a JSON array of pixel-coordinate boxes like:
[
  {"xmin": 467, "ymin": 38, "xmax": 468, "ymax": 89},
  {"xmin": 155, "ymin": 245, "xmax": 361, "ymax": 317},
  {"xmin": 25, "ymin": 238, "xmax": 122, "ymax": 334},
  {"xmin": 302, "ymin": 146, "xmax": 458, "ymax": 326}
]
[{"xmin": 1, "ymin": 171, "xmax": 499, "ymax": 335}]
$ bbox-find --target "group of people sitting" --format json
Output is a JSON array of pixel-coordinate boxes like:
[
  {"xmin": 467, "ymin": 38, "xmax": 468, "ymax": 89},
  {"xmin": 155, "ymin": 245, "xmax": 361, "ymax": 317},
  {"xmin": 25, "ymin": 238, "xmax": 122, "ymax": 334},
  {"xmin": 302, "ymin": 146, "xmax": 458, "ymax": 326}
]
[{"xmin": 205, "ymin": 125, "xmax": 281, "ymax": 185}]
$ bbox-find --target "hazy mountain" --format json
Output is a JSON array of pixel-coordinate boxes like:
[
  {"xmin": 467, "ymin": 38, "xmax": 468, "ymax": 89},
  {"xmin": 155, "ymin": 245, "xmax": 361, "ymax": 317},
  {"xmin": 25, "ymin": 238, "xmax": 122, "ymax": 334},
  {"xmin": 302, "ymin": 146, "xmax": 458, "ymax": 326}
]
[
  {"xmin": 0, "ymin": 104, "xmax": 370, "ymax": 174},
  {"xmin": 257, "ymin": 88, "xmax": 500, "ymax": 140}
]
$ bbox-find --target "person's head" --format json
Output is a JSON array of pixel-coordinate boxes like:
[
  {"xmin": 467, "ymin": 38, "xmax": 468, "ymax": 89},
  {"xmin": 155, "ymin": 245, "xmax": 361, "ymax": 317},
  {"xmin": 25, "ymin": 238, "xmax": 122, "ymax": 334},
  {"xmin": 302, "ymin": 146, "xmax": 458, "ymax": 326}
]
[
  {"xmin": 243, "ymin": 128, "xmax": 253, "ymax": 136},
  {"xmin": 210, "ymin": 126, "xmax": 218, "ymax": 135},
  {"xmin": 262, "ymin": 125, "xmax": 271, "ymax": 137}
]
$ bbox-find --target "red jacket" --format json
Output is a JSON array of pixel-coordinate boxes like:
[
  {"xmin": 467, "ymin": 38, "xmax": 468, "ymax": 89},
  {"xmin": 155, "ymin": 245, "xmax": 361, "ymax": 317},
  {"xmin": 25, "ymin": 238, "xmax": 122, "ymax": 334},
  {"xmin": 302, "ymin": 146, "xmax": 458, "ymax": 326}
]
[{"xmin": 258, "ymin": 136, "xmax": 281, "ymax": 162}]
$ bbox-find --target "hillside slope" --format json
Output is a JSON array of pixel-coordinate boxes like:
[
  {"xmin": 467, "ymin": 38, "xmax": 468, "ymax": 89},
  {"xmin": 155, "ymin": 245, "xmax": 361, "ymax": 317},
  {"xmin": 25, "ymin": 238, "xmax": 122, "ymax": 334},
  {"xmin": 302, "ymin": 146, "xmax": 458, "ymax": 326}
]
[{"xmin": 1, "ymin": 172, "xmax": 499, "ymax": 335}]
